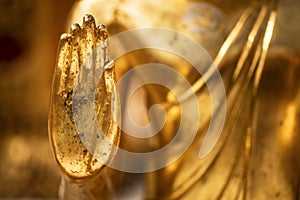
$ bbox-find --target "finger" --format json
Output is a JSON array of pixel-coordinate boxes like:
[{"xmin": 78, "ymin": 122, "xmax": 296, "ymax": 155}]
[{"xmin": 53, "ymin": 33, "xmax": 73, "ymax": 97}]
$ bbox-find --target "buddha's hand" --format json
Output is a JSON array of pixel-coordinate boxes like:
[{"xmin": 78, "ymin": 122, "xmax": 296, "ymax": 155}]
[{"xmin": 48, "ymin": 14, "xmax": 120, "ymax": 200}]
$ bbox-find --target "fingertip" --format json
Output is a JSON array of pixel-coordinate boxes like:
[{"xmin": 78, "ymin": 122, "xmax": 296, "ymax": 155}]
[{"xmin": 83, "ymin": 14, "xmax": 96, "ymax": 32}]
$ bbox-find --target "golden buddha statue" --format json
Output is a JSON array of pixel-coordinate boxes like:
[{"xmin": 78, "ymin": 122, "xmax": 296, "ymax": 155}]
[{"xmin": 48, "ymin": 0, "xmax": 300, "ymax": 199}]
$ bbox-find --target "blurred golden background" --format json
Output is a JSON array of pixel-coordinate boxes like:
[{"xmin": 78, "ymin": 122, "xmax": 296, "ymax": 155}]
[{"xmin": 0, "ymin": 0, "xmax": 74, "ymax": 197}]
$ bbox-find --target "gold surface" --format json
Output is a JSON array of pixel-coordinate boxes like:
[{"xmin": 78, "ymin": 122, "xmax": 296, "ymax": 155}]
[
  {"xmin": 65, "ymin": 0, "xmax": 300, "ymax": 199},
  {"xmin": 0, "ymin": 0, "xmax": 300, "ymax": 199},
  {"xmin": 48, "ymin": 15, "xmax": 121, "ymax": 199}
]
